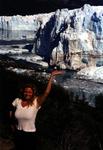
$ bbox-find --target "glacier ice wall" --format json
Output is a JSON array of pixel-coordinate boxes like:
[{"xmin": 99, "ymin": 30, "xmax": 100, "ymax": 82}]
[
  {"xmin": 32, "ymin": 4, "xmax": 103, "ymax": 70},
  {"xmin": 1, "ymin": 5, "xmax": 103, "ymax": 70},
  {"xmin": 0, "ymin": 13, "xmax": 53, "ymax": 31}
]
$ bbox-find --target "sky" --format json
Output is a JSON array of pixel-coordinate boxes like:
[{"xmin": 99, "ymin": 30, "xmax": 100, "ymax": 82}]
[{"xmin": 0, "ymin": 0, "xmax": 103, "ymax": 16}]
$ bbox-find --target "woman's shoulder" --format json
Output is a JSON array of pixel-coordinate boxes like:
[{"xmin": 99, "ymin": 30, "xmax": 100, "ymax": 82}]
[{"xmin": 12, "ymin": 98, "xmax": 21, "ymax": 107}]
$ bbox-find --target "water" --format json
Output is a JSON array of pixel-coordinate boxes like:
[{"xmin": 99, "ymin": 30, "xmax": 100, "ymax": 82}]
[{"xmin": 0, "ymin": 30, "xmax": 34, "ymax": 41}]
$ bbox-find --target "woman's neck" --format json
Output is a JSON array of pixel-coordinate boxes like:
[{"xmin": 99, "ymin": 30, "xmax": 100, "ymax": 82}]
[{"xmin": 22, "ymin": 96, "xmax": 37, "ymax": 107}]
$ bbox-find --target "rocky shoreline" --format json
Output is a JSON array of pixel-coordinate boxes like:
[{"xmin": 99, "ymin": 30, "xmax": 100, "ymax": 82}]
[{"xmin": 0, "ymin": 53, "xmax": 103, "ymax": 107}]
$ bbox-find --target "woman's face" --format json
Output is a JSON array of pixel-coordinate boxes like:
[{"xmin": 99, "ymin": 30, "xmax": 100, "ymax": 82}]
[{"xmin": 23, "ymin": 87, "xmax": 35, "ymax": 101}]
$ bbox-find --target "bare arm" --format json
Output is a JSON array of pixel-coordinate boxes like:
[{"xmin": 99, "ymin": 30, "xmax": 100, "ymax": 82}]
[{"xmin": 37, "ymin": 70, "xmax": 63, "ymax": 106}]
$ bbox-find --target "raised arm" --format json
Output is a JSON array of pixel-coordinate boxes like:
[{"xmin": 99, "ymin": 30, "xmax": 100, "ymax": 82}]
[{"xmin": 37, "ymin": 70, "xmax": 63, "ymax": 106}]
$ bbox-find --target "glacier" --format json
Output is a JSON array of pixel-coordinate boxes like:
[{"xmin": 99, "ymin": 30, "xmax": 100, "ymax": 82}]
[{"xmin": 1, "ymin": 4, "xmax": 103, "ymax": 82}]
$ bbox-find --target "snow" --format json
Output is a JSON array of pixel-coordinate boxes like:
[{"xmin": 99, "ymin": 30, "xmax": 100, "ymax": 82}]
[
  {"xmin": 10, "ymin": 54, "xmax": 48, "ymax": 68},
  {"xmin": 77, "ymin": 66, "xmax": 103, "ymax": 83},
  {"xmin": 0, "ymin": 48, "xmax": 29, "ymax": 55}
]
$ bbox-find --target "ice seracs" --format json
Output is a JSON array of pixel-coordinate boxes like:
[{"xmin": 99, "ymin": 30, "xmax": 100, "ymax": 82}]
[{"xmin": 1, "ymin": 5, "xmax": 103, "ymax": 70}]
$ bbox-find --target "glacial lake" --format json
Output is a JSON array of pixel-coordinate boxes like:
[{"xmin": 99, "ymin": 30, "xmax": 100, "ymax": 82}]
[{"xmin": 0, "ymin": 29, "xmax": 34, "ymax": 40}]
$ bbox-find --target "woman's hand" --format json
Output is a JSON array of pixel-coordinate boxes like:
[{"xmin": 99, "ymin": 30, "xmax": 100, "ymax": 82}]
[{"xmin": 51, "ymin": 70, "xmax": 64, "ymax": 76}]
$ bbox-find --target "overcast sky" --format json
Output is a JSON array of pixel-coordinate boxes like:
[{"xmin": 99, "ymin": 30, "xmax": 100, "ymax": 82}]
[{"xmin": 0, "ymin": 0, "xmax": 103, "ymax": 16}]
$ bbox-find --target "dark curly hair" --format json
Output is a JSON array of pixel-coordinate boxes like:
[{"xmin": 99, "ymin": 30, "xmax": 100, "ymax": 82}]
[{"xmin": 19, "ymin": 83, "xmax": 38, "ymax": 105}]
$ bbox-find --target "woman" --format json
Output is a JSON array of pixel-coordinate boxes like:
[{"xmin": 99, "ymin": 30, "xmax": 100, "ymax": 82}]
[{"xmin": 10, "ymin": 70, "xmax": 63, "ymax": 150}]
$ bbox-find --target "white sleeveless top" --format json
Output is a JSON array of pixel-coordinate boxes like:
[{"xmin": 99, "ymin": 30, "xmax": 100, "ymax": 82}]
[{"xmin": 12, "ymin": 98, "xmax": 40, "ymax": 132}]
